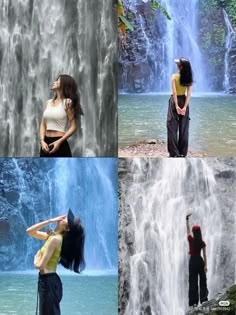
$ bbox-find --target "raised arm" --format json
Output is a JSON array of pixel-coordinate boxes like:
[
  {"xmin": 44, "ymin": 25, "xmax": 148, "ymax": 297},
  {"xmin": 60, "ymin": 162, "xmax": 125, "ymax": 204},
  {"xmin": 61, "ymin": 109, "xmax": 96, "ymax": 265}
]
[
  {"xmin": 26, "ymin": 219, "xmax": 52, "ymax": 240},
  {"xmin": 26, "ymin": 215, "xmax": 66, "ymax": 240},
  {"xmin": 203, "ymin": 246, "xmax": 208, "ymax": 272},
  {"xmin": 186, "ymin": 214, "xmax": 191, "ymax": 235}
]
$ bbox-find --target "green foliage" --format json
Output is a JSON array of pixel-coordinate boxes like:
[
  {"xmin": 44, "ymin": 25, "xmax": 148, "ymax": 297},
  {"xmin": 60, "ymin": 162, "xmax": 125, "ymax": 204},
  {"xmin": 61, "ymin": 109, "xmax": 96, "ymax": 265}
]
[
  {"xmin": 151, "ymin": 0, "xmax": 171, "ymax": 20},
  {"xmin": 118, "ymin": 0, "xmax": 171, "ymax": 34},
  {"xmin": 200, "ymin": 0, "xmax": 236, "ymax": 24},
  {"xmin": 201, "ymin": 32, "xmax": 212, "ymax": 51},
  {"xmin": 227, "ymin": 1, "xmax": 236, "ymax": 24},
  {"xmin": 118, "ymin": 15, "xmax": 134, "ymax": 32},
  {"xmin": 211, "ymin": 55, "xmax": 224, "ymax": 66},
  {"xmin": 213, "ymin": 25, "xmax": 225, "ymax": 46}
]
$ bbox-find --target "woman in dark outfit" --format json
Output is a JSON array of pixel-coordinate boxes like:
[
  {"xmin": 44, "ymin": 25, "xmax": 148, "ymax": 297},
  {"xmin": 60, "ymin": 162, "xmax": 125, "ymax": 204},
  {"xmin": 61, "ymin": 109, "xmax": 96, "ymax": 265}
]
[
  {"xmin": 167, "ymin": 58, "xmax": 193, "ymax": 157},
  {"xmin": 186, "ymin": 214, "xmax": 208, "ymax": 308},
  {"xmin": 26, "ymin": 209, "xmax": 85, "ymax": 315},
  {"xmin": 39, "ymin": 75, "xmax": 83, "ymax": 157}
]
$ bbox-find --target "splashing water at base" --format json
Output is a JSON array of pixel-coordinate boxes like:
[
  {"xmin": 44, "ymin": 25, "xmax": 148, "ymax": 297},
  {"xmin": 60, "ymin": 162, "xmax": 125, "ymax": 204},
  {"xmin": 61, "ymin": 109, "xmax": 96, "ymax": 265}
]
[{"xmin": 120, "ymin": 158, "xmax": 236, "ymax": 315}]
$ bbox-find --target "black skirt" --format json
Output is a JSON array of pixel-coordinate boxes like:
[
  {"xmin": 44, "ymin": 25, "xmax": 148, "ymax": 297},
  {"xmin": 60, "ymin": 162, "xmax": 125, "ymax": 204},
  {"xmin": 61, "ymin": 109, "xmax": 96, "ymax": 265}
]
[
  {"xmin": 38, "ymin": 273, "xmax": 63, "ymax": 315},
  {"xmin": 40, "ymin": 136, "xmax": 72, "ymax": 157}
]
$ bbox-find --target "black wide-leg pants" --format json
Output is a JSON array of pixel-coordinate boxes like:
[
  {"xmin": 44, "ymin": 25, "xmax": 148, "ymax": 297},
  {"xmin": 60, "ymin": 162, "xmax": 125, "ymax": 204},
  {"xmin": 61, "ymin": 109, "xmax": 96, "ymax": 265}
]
[
  {"xmin": 38, "ymin": 273, "xmax": 63, "ymax": 315},
  {"xmin": 189, "ymin": 256, "xmax": 208, "ymax": 307},
  {"xmin": 167, "ymin": 95, "xmax": 190, "ymax": 157}
]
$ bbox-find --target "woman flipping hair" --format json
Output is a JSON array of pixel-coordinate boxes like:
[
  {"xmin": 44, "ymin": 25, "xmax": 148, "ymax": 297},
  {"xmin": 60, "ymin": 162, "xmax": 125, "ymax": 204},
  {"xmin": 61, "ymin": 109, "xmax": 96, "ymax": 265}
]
[
  {"xmin": 186, "ymin": 214, "xmax": 208, "ymax": 308},
  {"xmin": 26, "ymin": 209, "xmax": 85, "ymax": 315},
  {"xmin": 40, "ymin": 75, "xmax": 83, "ymax": 157},
  {"xmin": 167, "ymin": 58, "xmax": 193, "ymax": 157}
]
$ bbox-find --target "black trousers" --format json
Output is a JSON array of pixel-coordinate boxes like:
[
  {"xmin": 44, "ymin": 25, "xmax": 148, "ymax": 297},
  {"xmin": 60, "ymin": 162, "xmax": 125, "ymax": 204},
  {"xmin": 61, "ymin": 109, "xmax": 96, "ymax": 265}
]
[
  {"xmin": 189, "ymin": 256, "xmax": 208, "ymax": 306},
  {"xmin": 167, "ymin": 95, "xmax": 190, "ymax": 157},
  {"xmin": 40, "ymin": 136, "xmax": 72, "ymax": 157},
  {"xmin": 38, "ymin": 273, "xmax": 63, "ymax": 315}
]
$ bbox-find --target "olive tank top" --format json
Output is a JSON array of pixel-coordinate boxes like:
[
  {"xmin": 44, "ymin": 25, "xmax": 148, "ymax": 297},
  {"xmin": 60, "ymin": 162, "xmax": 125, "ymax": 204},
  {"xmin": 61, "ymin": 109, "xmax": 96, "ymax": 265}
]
[
  {"xmin": 174, "ymin": 73, "xmax": 187, "ymax": 95},
  {"xmin": 40, "ymin": 234, "xmax": 62, "ymax": 271}
]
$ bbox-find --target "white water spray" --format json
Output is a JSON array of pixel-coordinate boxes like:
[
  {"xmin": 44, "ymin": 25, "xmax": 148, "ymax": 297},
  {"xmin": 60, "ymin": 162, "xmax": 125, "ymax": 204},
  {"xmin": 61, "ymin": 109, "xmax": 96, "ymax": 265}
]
[
  {"xmin": 121, "ymin": 158, "xmax": 235, "ymax": 315},
  {"xmin": 223, "ymin": 9, "xmax": 236, "ymax": 92},
  {"xmin": 0, "ymin": 0, "xmax": 117, "ymax": 156}
]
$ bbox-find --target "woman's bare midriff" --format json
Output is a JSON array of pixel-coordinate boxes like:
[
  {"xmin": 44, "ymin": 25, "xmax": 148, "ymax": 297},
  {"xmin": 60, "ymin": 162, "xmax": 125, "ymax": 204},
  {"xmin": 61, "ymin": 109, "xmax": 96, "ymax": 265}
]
[
  {"xmin": 46, "ymin": 130, "xmax": 65, "ymax": 137},
  {"xmin": 40, "ymin": 267, "xmax": 57, "ymax": 274}
]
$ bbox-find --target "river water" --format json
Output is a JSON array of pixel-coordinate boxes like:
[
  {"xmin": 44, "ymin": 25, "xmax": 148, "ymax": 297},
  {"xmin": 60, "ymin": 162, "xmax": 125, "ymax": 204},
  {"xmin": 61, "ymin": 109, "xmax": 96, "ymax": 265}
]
[
  {"xmin": 0, "ymin": 272, "xmax": 117, "ymax": 315},
  {"xmin": 119, "ymin": 94, "xmax": 236, "ymax": 156}
]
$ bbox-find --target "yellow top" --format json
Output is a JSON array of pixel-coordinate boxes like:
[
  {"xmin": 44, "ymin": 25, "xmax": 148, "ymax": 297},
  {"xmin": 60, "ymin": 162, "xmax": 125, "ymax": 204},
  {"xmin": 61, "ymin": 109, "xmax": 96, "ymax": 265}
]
[
  {"xmin": 40, "ymin": 234, "xmax": 62, "ymax": 271},
  {"xmin": 174, "ymin": 73, "xmax": 187, "ymax": 95}
]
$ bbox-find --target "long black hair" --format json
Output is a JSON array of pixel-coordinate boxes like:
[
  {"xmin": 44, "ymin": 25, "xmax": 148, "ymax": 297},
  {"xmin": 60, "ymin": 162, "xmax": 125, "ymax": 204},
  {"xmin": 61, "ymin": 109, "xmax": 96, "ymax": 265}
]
[
  {"xmin": 179, "ymin": 58, "xmax": 193, "ymax": 86},
  {"xmin": 192, "ymin": 228, "xmax": 203, "ymax": 252},
  {"xmin": 54, "ymin": 74, "xmax": 83, "ymax": 117},
  {"xmin": 59, "ymin": 223, "xmax": 86, "ymax": 273}
]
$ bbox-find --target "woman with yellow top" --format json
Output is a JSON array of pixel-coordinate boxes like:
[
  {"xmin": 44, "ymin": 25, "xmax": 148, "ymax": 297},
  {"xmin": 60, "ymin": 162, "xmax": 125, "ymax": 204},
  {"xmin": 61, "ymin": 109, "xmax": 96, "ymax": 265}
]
[
  {"xmin": 26, "ymin": 209, "xmax": 85, "ymax": 315},
  {"xmin": 167, "ymin": 58, "xmax": 193, "ymax": 157}
]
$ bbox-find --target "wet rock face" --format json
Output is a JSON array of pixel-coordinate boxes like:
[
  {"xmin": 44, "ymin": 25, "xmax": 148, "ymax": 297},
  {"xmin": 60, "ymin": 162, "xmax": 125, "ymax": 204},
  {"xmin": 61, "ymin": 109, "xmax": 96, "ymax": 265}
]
[
  {"xmin": 119, "ymin": 1, "xmax": 236, "ymax": 93},
  {"xmin": 0, "ymin": 159, "xmax": 54, "ymax": 270},
  {"xmin": 198, "ymin": 4, "xmax": 226, "ymax": 91},
  {"xmin": 119, "ymin": 158, "xmax": 236, "ymax": 315},
  {"xmin": 118, "ymin": 159, "xmax": 133, "ymax": 314},
  {"xmin": 119, "ymin": 1, "xmax": 161, "ymax": 93},
  {"xmin": 227, "ymin": 35, "xmax": 236, "ymax": 93},
  {"xmin": 186, "ymin": 284, "xmax": 236, "ymax": 315}
]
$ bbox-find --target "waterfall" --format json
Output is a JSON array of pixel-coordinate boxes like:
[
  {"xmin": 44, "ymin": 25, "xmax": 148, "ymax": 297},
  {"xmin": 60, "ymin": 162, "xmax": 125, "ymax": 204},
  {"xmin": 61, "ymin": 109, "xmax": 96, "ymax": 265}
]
[
  {"xmin": 223, "ymin": 9, "xmax": 236, "ymax": 92},
  {"xmin": 157, "ymin": 0, "xmax": 207, "ymax": 92},
  {"xmin": 0, "ymin": 0, "xmax": 117, "ymax": 157},
  {"xmin": 120, "ymin": 158, "xmax": 236, "ymax": 315},
  {"xmin": 0, "ymin": 158, "xmax": 117, "ymax": 271},
  {"xmin": 120, "ymin": 0, "xmax": 208, "ymax": 92},
  {"xmin": 53, "ymin": 158, "xmax": 118, "ymax": 269}
]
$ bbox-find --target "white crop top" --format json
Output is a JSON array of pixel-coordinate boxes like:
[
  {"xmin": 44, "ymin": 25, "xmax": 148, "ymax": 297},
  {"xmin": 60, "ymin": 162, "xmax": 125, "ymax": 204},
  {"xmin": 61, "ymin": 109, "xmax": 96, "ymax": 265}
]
[{"xmin": 43, "ymin": 99, "xmax": 68, "ymax": 133}]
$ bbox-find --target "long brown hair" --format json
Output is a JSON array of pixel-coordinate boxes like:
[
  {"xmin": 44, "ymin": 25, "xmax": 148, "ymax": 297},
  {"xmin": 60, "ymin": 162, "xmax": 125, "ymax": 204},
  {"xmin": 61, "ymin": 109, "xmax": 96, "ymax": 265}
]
[{"xmin": 54, "ymin": 74, "xmax": 83, "ymax": 117}]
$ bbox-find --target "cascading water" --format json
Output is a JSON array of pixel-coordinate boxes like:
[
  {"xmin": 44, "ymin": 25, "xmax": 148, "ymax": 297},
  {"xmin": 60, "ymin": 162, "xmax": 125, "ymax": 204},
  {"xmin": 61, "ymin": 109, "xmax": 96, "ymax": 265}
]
[
  {"xmin": 120, "ymin": 0, "xmax": 209, "ymax": 92},
  {"xmin": 119, "ymin": 158, "xmax": 236, "ymax": 315},
  {"xmin": 223, "ymin": 9, "xmax": 236, "ymax": 92},
  {"xmin": 0, "ymin": 158, "xmax": 117, "ymax": 271},
  {"xmin": 53, "ymin": 158, "xmax": 118, "ymax": 269},
  {"xmin": 0, "ymin": 0, "xmax": 117, "ymax": 157},
  {"xmin": 157, "ymin": 0, "xmax": 207, "ymax": 92}
]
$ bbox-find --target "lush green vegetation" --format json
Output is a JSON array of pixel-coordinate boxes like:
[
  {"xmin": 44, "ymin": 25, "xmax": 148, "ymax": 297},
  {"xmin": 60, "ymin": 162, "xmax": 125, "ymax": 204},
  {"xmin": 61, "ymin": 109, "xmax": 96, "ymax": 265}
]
[
  {"xmin": 200, "ymin": 0, "xmax": 236, "ymax": 23},
  {"xmin": 218, "ymin": 0, "xmax": 236, "ymax": 23},
  {"xmin": 118, "ymin": 0, "xmax": 171, "ymax": 36}
]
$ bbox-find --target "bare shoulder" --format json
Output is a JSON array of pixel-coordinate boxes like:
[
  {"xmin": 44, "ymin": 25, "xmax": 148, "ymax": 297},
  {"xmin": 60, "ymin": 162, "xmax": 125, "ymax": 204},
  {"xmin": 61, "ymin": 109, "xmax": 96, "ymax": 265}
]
[{"xmin": 171, "ymin": 74, "xmax": 177, "ymax": 81}]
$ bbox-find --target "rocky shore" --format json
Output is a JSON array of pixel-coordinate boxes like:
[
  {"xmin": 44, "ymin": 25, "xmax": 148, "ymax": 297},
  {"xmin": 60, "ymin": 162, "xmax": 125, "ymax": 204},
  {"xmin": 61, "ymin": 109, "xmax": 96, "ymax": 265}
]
[
  {"xmin": 186, "ymin": 284, "xmax": 236, "ymax": 315},
  {"xmin": 118, "ymin": 139, "xmax": 205, "ymax": 157}
]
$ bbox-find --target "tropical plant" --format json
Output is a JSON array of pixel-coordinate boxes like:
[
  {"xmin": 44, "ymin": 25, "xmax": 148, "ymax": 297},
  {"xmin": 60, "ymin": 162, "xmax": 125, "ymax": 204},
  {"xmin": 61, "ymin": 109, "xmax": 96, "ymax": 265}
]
[{"xmin": 118, "ymin": 0, "xmax": 171, "ymax": 43}]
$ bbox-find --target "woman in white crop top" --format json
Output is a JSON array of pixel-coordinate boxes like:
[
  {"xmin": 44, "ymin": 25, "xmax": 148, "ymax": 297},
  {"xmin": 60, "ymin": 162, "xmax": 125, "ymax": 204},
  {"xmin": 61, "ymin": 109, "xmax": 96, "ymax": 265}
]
[{"xmin": 40, "ymin": 74, "xmax": 83, "ymax": 157}]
